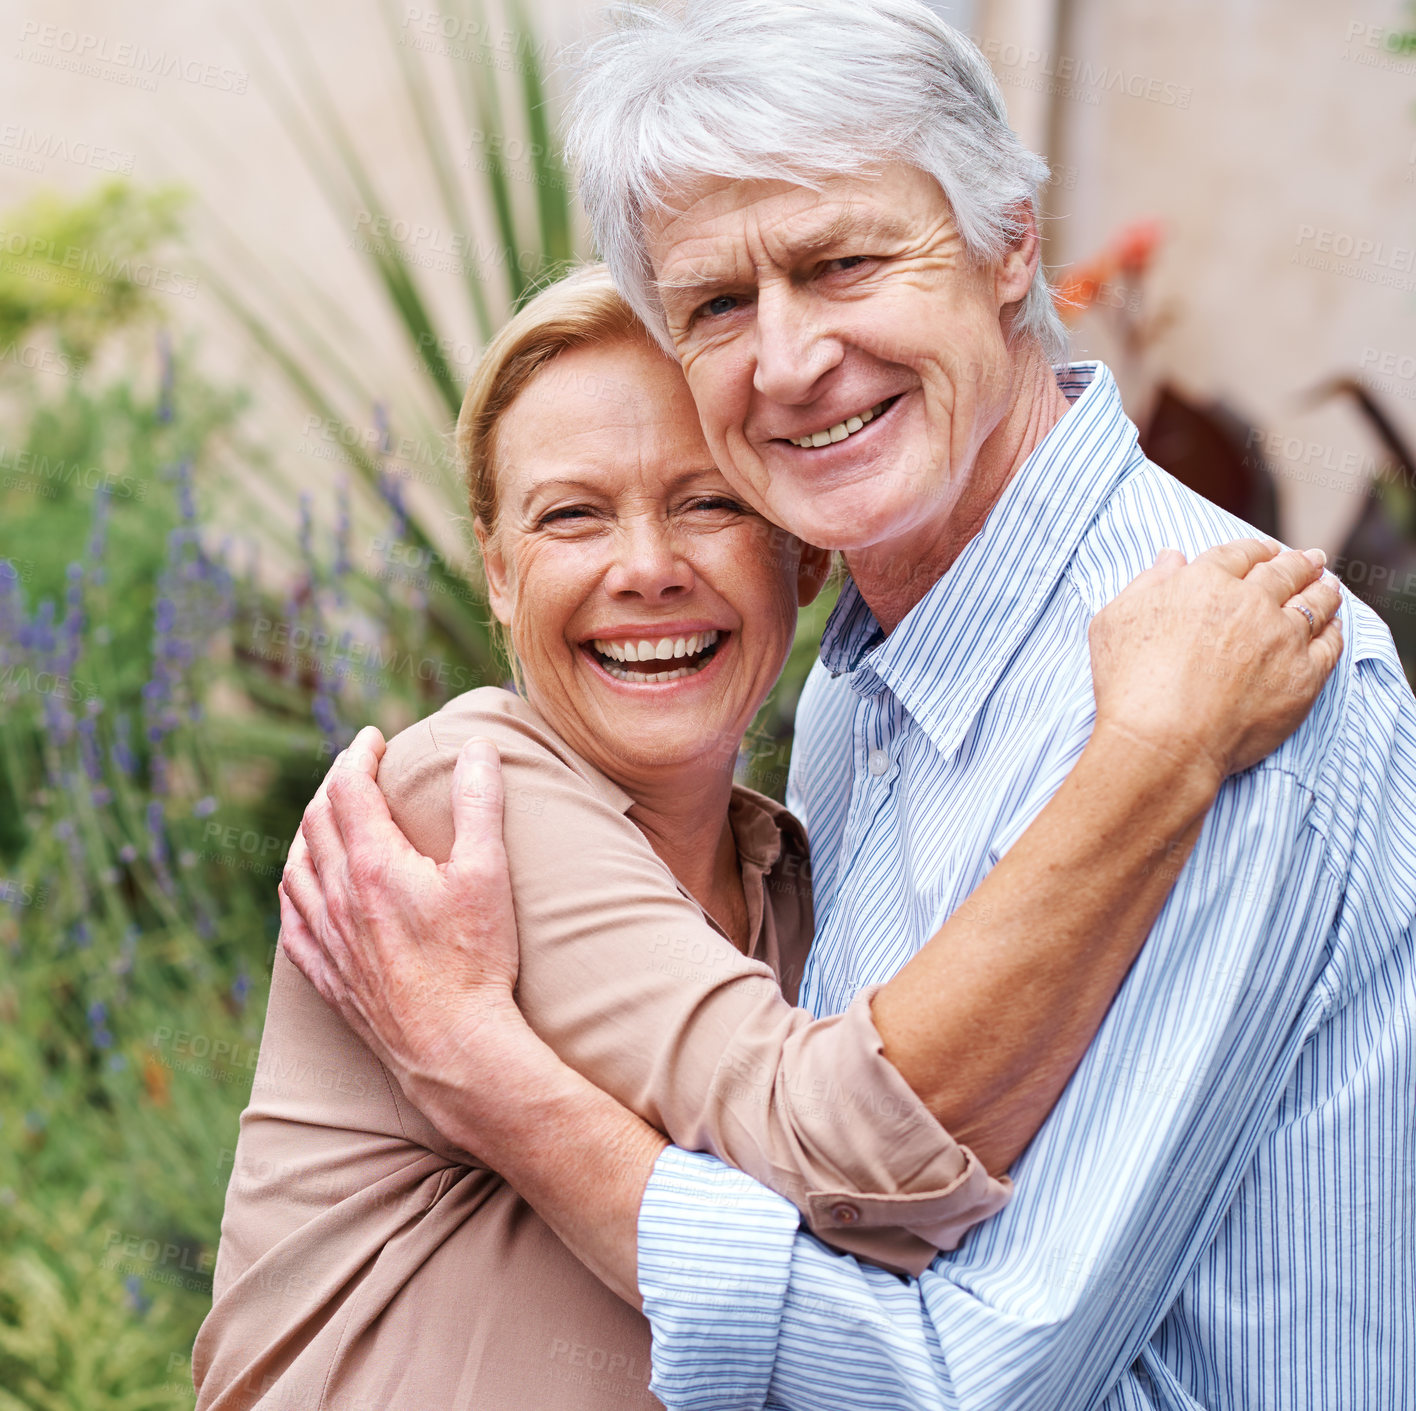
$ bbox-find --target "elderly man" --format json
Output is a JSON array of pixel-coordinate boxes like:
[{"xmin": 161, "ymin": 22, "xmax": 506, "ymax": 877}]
[{"xmin": 282, "ymin": 1, "xmax": 1415, "ymax": 1407}]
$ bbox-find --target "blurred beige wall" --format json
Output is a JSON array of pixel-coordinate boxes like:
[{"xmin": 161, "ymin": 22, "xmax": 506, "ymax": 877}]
[
  {"xmin": 985, "ymin": 0, "xmax": 1416, "ymax": 552},
  {"xmin": 3, "ymin": 0, "xmax": 1412, "ymax": 556}
]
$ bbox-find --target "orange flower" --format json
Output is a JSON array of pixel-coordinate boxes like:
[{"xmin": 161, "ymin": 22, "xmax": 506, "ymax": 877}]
[
  {"xmin": 1113, "ymin": 218, "xmax": 1163, "ymax": 275},
  {"xmin": 1052, "ymin": 219, "xmax": 1164, "ymax": 323},
  {"xmin": 143, "ymin": 1050, "xmax": 172, "ymax": 1105},
  {"xmin": 1053, "ymin": 257, "xmax": 1113, "ymax": 321}
]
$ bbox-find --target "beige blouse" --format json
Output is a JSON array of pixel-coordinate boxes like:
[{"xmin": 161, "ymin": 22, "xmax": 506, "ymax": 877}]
[{"xmin": 193, "ymin": 688, "xmax": 1009, "ymax": 1411}]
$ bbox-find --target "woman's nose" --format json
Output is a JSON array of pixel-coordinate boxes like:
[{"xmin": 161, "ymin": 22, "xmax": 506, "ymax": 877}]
[{"xmin": 603, "ymin": 524, "xmax": 695, "ymax": 600}]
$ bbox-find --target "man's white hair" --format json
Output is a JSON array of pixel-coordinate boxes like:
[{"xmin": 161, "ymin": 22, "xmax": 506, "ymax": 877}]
[{"xmin": 566, "ymin": 0, "xmax": 1067, "ymax": 361}]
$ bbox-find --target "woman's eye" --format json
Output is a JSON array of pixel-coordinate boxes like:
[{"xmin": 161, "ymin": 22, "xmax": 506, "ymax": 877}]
[
  {"xmin": 537, "ymin": 506, "xmax": 595, "ymax": 527},
  {"xmin": 687, "ymin": 496, "xmax": 745, "ymax": 514},
  {"xmin": 699, "ymin": 294, "xmax": 739, "ymax": 319}
]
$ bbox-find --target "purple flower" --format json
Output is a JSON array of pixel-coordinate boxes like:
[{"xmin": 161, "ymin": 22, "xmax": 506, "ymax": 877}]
[
  {"xmin": 312, "ymin": 690, "xmax": 342, "ymax": 756},
  {"xmin": 111, "ymin": 713, "xmax": 136, "ymax": 778},
  {"xmin": 175, "ymin": 460, "xmax": 196, "ymax": 525},
  {"xmin": 333, "ymin": 476, "xmax": 352, "ymax": 602},
  {"xmin": 77, "ymin": 716, "xmax": 103, "ymax": 784},
  {"xmin": 146, "ymin": 800, "xmax": 168, "ymax": 863},
  {"xmin": 378, "ymin": 469, "xmax": 408, "ymax": 541},
  {"xmin": 87, "ymin": 999, "xmax": 113, "ymax": 1049},
  {"xmin": 27, "ymin": 598, "xmax": 56, "ymax": 655},
  {"xmin": 124, "ymin": 1274, "xmax": 151, "ymax": 1316},
  {"xmin": 156, "ymin": 329, "xmax": 175, "ymax": 423},
  {"xmin": 0, "ymin": 560, "xmax": 23, "ymax": 662}
]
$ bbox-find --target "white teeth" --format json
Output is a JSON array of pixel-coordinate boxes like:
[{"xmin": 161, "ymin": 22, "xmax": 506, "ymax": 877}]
[
  {"xmin": 590, "ymin": 630, "xmax": 720, "ymax": 683},
  {"xmin": 599, "ymin": 662, "xmax": 694, "ymax": 684},
  {"xmin": 790, "ymin": 400, "xmax": 890, "ymax": 448}
]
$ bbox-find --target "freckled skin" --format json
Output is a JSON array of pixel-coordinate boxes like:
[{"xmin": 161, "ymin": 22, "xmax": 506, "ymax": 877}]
[
  {"xmin": 647, "ymin": 162, "xmax": 1069, "ymax": 630},
  {"xmin": 476, "ymin": 336, "xmax": 829, "ymax": 802}
]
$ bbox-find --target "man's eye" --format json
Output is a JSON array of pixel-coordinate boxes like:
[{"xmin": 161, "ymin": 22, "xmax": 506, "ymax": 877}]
[{"xmin": 824, "ymin": 255, "xmax": 869, "ymax": 274}]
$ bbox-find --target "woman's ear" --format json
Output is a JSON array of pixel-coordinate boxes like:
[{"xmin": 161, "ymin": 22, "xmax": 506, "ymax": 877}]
[
  {"xmin": 796, "ymin": 541, "xmax": 833, "ymax": 607},
  {"xmin": 474, "ymin": 518, "xmax": 513, "ymax": 624}
]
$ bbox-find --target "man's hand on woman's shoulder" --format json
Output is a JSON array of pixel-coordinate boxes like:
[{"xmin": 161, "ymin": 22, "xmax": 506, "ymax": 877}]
[{"xmin": 279, "ymin": 727, "xmax": 530, "ymax": 1158}]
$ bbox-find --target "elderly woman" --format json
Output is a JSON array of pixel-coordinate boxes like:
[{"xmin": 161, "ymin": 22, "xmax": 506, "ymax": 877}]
[{"xmin": 194, "ymin": 266, "xmax": 1337, "ymax": 1411}]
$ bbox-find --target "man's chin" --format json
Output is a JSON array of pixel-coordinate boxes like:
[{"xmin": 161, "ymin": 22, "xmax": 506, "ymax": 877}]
[{"xmin": 770, "ymin": 494, "xmax": 923, "ymax": 558}]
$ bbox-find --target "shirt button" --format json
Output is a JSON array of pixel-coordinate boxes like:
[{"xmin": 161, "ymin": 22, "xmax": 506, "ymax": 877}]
[
  {"xmin": 867, "ymin": 749, "xmax": 889, "ymax": 777},
  {"xmin": 830, "ymin": 1202, "xmax": 862, "ymax": 1226}
]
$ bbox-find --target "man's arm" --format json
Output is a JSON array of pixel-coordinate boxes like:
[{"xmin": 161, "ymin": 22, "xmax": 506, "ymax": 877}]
[
  {"xmin": 286, "ymin": 542, "xmax": 1339, "ymax": 1215},
  {"xmin": 632, "ymin": 765, "xmax": 1344, "ymax": 1410}
]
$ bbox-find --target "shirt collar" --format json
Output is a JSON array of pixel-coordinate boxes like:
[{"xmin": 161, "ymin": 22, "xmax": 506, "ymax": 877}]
[
  {"xmin": 818, "ymin": 362, "xmax": 1145, "ymax": 757},
  {"xmin": 728, "ymin": 784, "xmax": 808, "ymax": 874}
]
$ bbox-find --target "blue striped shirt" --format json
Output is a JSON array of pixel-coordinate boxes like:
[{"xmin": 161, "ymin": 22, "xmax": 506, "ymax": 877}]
[{"xmin": 636, "ymin": 362, "xmax": 1416, "ymax": 1410}]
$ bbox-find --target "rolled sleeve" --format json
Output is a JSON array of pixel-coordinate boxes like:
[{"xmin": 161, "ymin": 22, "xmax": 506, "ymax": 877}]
[
  {"xmin": 789, "ymin": 989, "xmax": 1010, "ymax": 1273},
  {"xmin": 379, "ymin": 689, "xmax": 1007, "ymax": 1270},
  {"xmin": 639, "ymin": 1147, "xmax": 800, "ymax": 1411}
]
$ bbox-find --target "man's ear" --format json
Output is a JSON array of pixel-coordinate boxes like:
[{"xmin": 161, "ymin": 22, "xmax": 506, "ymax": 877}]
[
  {"xmin": 797, "ymin": 541, "xmax": 833, "ymax": 607},
  {"xmin": 996, "ymin": 199, "xmax": 1042, "ymax": 310},
  {"xmin": 474, "ymin": 518, "xmax": 513, "ymax": 624}
]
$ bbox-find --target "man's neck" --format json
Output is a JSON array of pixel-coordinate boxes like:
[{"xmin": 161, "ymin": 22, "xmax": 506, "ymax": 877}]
[{"xmin": 845, "ymin": 346, "xmax": 1072, "ymax": 635}]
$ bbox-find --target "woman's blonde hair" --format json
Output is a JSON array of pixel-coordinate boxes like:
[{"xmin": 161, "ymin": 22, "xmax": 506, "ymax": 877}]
[
  {"xmin": 456, "ymin": 262, "xmax": 656, "ymax": 539},
  {"xmin": 455, "ymin": 262, "xmax": 662, "ymax": 679}
]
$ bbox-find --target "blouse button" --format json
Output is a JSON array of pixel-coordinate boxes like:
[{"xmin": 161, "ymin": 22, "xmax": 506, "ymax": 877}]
[{"xmin": 831, "ymin": 1201, "xmax": 862, "ymax": 1226}]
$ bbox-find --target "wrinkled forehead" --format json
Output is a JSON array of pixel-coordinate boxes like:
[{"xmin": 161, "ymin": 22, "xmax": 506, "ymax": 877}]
[{"xmin": 645, "ymin": 165, "xmax": 944, "ymax": 299}]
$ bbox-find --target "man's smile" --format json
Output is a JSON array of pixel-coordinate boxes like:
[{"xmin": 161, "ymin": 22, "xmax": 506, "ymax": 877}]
[{"xmin": 781, "ymin": 394, "xmax": 903, "ymax": 448}]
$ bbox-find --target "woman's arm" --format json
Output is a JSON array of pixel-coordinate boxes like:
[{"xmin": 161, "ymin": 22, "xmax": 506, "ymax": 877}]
[{"xmin": 284, "ymin": 541, "xmax": 1341, "ymax": 1266}]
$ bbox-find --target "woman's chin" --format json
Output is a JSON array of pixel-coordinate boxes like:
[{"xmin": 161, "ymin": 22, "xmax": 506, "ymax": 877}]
[{"xmin": 580, "ymin": 689, "xmax": 745, "ymax": 778}]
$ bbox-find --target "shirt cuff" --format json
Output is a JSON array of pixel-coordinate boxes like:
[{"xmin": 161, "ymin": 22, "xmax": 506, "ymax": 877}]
[
  {"xmin": 793, "ymin": 987, "xmax": 1012, "ymax": 1274},
  {"xmin": 638, "ymin": 1146, "xmax": 801, "ymax": 1411}
]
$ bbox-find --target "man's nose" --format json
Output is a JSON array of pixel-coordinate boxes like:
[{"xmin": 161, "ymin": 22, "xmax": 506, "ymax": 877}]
[
  {"xmin": 603, "ymin": 522, "xmax": 695, "ymax": 600},
  {"xmin": 752, "ymin": 283, "xmax": 844, "ymax": 404}
]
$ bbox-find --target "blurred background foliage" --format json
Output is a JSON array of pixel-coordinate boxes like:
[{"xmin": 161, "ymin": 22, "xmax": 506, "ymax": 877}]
[
  {"xmin": 0, "ymin": 8, "xmax": 835, "ymax": 1405},
  {"xmin": 2, "ymin": 2, "xmax": 1414, "ymax": 1407}
]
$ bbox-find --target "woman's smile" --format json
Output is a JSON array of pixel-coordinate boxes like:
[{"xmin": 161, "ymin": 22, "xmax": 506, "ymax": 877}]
[{"xmin": 582, "ymin": 626, "xmax": 729, "ymax": 685}]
